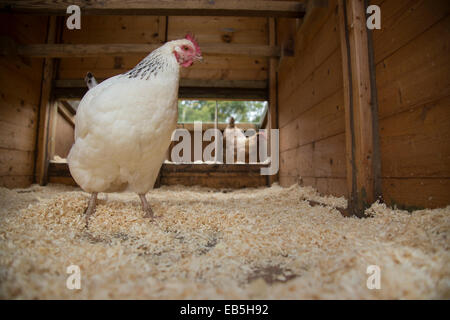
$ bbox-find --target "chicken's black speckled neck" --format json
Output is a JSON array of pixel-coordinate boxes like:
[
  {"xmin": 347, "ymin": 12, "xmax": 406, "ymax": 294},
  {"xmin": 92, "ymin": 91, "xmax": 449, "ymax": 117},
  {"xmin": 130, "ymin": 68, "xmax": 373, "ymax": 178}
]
[{"xmin": 125, "ymin": 51, "xmax": 169, "ymax": 80}]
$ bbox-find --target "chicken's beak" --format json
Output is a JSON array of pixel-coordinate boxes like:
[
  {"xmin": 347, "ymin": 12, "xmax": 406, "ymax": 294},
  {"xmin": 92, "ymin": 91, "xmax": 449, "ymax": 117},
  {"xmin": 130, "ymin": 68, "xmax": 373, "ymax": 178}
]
[{"xmin": 195, "ymin": 55, "xmax": 204, "ymax": 63}]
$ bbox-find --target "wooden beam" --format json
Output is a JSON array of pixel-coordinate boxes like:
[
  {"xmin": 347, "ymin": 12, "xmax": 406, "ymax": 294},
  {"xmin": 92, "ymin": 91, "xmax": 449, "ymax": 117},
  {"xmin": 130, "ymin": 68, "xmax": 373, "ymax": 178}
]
[
  {"xmin": 268, "ymin": 18, "xmax": 278, "ymax": 131},
  {"xmin": 177, "ymin": 123, "xmax": 257, "ymax": 131},
  {"xmin": 57, "ymin": 101, "xmax": 75, "ymax": 126},
  {"xmin": 55, "ymin": 79, "xmax": 268, "ymax": 89},
  {"xmin": 48, "ymin": 161, "xmax": 269, "ymax": 176},
  {"xmin": 34, "ymin": 16, "xmax": 57, "ymax": 186},
  {"xmin": 296, "ymin": 0, "xmax": 329, "ymax": 51},
  {"xmin": 338, "ymin": 0, "xmax": 381, "ymax": 216},
  {"xmin": 53, "ymin": 86, "xmax": 268, "ymax": 101},
  {"xmin": 14, "ymin": 43, "xmax": 281, "ymax": 58},
  {"xmin": 53, "ymin": 79, "xmax": 268, "ymax": 100},
  {"xmin": 267, "ymin": 17, "xmax": 279, "ymax": 185},
  {"xmin": 179, "ymin": 87, "xmax": 267, "ymax": 100},
  {"xmin": 162, "ymin": 163, "xmax": 269, "ymax": 173},
  {"xmin": 59, "ymin": 99, "xmax": 77, "ymax": 114},
  {"xmin": 48, "ymin": 100, "xmax": 59, "ymax": 162},
  {"xmin": 0, "ymin": 0, "xmax": 306, "ymax": 18}
]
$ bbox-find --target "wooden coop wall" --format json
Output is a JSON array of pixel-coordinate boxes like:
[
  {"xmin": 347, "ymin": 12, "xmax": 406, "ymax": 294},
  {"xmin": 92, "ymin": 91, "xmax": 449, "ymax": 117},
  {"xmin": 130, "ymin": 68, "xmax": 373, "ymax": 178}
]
[
  {"xmin": 0, "ymin": 15, "xmax": 47, "ymax": 188},
  {"xmin": 278, "ymin": 1, "xmax": 348, "ymax": 197},
  {"xmin": 53, "ymin": 109, "xmax": 74, "ymax": 159},
  {"xmin": 57, "ymin": 16, "xmax": 269, "ymax": 83},
  {"xmin": 372, "ymin": 0, "xmax": 450, "ymax": 209},
  {"xmin": 277, "ymin": 0, "xmax": 450, "ymax": 209}
]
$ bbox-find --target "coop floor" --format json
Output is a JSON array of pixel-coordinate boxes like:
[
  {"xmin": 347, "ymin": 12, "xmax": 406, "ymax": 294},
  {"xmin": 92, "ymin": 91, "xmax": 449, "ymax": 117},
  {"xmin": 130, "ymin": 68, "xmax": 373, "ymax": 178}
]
[{"xmin": 0, "ymin": 183, "xmax": 449, "ymax": 299}]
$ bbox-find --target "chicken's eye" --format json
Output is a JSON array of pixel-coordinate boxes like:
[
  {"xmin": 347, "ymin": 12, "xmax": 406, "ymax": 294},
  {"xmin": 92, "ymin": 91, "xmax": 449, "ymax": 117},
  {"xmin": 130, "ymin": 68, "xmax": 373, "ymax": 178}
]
[{"xmin": 183, "ymin": 46, "xmax": 189, "ymax": 51}]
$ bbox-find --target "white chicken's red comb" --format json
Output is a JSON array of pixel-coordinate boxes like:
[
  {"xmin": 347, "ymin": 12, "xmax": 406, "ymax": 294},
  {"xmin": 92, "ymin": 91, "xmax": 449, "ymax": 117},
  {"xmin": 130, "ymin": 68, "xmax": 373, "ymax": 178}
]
[{"xmin": 185, "ymin": 33, "xmax": 202, "ymax": 56}]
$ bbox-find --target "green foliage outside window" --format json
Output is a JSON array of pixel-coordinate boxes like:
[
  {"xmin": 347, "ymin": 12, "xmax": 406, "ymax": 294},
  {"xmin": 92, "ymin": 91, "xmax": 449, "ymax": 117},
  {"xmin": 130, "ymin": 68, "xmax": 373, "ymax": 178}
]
[{"xmin": 178, "ymin": 100, "xmax": 267, "ymax": 124}]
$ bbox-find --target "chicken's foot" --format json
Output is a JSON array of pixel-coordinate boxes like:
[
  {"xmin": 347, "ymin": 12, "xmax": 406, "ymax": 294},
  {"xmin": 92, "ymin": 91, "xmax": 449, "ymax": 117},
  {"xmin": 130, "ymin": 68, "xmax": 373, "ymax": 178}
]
[
  {"xmin": 139, "ymin": 194, "xmax": 156, "ymax": 220},
  {"xmin": 84, "ymin": 192, "xmax": 98, "ymax": 228}
]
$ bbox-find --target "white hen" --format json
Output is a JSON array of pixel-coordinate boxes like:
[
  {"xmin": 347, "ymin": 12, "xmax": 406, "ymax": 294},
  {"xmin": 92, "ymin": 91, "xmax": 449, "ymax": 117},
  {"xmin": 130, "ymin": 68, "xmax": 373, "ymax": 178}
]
[{"xmin": 68, "ymin": 35, "xmax": 202, "ymax": 226}]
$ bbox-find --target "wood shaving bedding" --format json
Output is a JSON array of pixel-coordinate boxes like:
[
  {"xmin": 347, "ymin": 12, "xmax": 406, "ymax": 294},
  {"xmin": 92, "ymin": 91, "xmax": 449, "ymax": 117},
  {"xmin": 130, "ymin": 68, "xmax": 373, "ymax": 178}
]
[{"xmin": 0, "ymin": 183, "xmax": 448, "ymax": 299}]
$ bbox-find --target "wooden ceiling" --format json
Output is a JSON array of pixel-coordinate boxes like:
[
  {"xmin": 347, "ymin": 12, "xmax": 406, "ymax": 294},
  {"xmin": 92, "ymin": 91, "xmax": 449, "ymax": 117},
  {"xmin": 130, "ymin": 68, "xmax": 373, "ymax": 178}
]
[{"xmin": 0, "ymin": 0, "xmax": 307, "ymax": 100}]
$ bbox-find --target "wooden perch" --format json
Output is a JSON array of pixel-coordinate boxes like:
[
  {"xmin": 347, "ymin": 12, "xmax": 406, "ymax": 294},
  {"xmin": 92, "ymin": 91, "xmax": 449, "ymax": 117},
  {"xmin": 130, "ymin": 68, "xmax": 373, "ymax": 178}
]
[
  {"xmin": 0, "ymin": 0, "xmax": 306, "ymax": 18},
  {"xmin": 55, "ymin": 79, "xmax": 267, "ymax": 89},
  {"xmin": 53, "ymin": 78, "xmax": 269, "ymax": 100}
]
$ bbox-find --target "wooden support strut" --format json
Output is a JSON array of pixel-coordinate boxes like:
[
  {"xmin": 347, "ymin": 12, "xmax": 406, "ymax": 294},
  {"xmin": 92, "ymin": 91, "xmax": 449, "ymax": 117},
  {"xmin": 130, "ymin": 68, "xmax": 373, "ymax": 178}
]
[
  {"xmin": 338, "ymin": 0, "xmax": 381, "ymax": 216},
  {"xmin": 0, "ymin": 0, "xmax": 306, "ymax": 18},
  {"xmin": 34, "ymin": 16, "xmax": 57, "ymax": 186},
  {"xmin": 267, "ymin": 17, "xmax": 279, "ymax": 186}
]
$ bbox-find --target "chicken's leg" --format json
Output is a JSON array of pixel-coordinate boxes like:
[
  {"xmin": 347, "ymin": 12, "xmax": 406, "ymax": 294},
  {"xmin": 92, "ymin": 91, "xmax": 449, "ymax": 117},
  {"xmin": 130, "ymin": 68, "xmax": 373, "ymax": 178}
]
[
  {"xmin": 139, "ymin": 194, "xmax": 155, "ymax": 219},
  {"xmin": 84, "ymin": 192, "xmax": 98, "ymax": 228}
]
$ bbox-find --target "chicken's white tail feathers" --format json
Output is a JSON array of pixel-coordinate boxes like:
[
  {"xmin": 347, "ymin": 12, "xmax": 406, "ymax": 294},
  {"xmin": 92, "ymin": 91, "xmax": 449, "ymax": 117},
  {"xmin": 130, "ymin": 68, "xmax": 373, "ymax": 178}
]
[{"xmin": 85, "ymin": 72, "xmax": 98, "ymax": 89}]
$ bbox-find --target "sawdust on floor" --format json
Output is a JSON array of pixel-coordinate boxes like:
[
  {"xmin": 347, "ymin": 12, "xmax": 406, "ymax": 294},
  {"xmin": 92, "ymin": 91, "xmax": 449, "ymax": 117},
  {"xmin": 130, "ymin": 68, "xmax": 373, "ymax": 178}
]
[{"xmin": 0, "ymin": 183, "xmax": 448, "ymax": 299}]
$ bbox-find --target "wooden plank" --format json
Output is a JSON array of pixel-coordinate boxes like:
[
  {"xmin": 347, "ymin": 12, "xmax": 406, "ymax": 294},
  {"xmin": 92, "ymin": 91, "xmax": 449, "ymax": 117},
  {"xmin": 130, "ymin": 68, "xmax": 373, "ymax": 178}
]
[
  {"xmin": 279, "ymin": 133, "xmax": 347, "ymax": 180},
  {"xmin": 0, "ymin": 175, "xmax": 33, "ymax": 188},
  {"xmin": 0, "ymin": 82, "xmax": 39, "ymax": 129},
  {"xmin": 278, "ymin": 2, "xmax": 338, "ymax": 109},
  {"xmin": 58, "ymin": 56, "xmax": 269, "ymax": 81},
  {"xmin": 177, "ymin": 123, "xmax": 257, "ymax": 131},
  {"xmin": 312, "ymin": 133, "xmax": 347, "ymax": 178},
  {"xmin": 0, "ymin": 14, "xmax": 47, "ymax": 188},
  {"xmin": 279, "ymin": 175, "xmax": 298, "ymax": 187},
  {"xmin": 48, "ymin": 162, "xmax": 269, "ymax": 175},
  {"xmin": 161, "ymin": 174, "xmax": 266, "ymax": 189},
  {"xmin": 373, "ymin": 0, "xmax": 449, "ymax": 64},
  {"xmin": 278, "ymin": 49, "xmax": 343, "ymax": 128},
  {"xmin": 294, "ymin": 0, "xmax": 331, "ymax": 52},
  {"xmin": 162, "ymin": 163, "xmax": 269, "ymax": 173},
  {"xmin": 277, "ymin": 2, "xmax": 347, "ymax": 196},
  {"xmin": 59, "ymin": 99, "xmax": 76, "ymax": 114},
  {"xmin": 47, "ymin": 161, "xmax": 268, "ymax": 189},
  {"xmin": 382, "ymin": 178, "xmax": 450, "ymax": 210},
  {"xmin": 0, "ymin": 148, "xmax": 34, "ymax": 176},
  {"xmin": 267, "ymin": 17, "xmax": 278, "ymax": 184},
  {"xmin": 35, "ymin": 16, "xmax": 57, "ymax": 185},
  {"xmin": 0, "ymin": 0, "xmax": 306, "ymax": 18},
  {"xmin": 279, "ymin": 89, "xmax": 344, "ymax": 152},
  {"xmin": 47, "ymin": 100, "xmax": 58, "ymax": 162},
  {"xmin": 48, "ymin": 175, "xmax": 77, "ymax": 186},
  {"xmin": 0, "ymin": 120, "xmax": 36, "ymax": 151},
  {"xmin": 54, "ymin": 111, "xmax": 75, "ymax": 159},
  {"xmin": 14, "ymin": 43, "xmax": 282, "ymax": 58},
  {"xmin": 47, "ymin": 161, "xmax": 71, "ymax": 177},
  {"xmin": 55, "ymin": 78, "xmax": 268, "ymax": 89},
  {"xmin": 338, "ymin": 0, "xmax": 381, "ymax": 215},
  {"xmin": 279, "ymin": 174, "xmax": 347, "ymax": 198},
  {"xmin": 376, "ymin": 16, "xmax": 450, "ymax": 119},
  {"xmin": 61, "ymin": 16, "xmax": 161, "ymax": 44},
  {"xmin": 57, "ymin": 101, "xmax": 75, "ymax": 125},
  {"xmin": 315, "ymin": 177, "xmax": 347, "ymax": 197},
  {"xmin": 53, "ymin": 86, "xmax": 268, "ymax": 100},
  {"xmin": 380, "ymin": 95, "xmax": 450, "ymax": 178},
  {"xmin": 279, "ymin": 148, "xmax": 300, "ymax": 178},
  {"xmin": 168, "ymin": 16, "xmax": 268, "ymax": 45}
]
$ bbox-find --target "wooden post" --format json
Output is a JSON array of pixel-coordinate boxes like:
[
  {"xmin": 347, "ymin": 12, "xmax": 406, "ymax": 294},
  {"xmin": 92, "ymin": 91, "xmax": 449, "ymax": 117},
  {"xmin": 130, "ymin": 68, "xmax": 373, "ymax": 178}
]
[
  {"xmin": 338, "ymin": 0, "xmax": 381, "ymax": 216},
  {"xmin": 34, "ymin": 16, "xmax": 57, "ymax": 185},
  {"xmin": 267, "ymin": 17, "xmax": 279, "ymax": 185}
]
